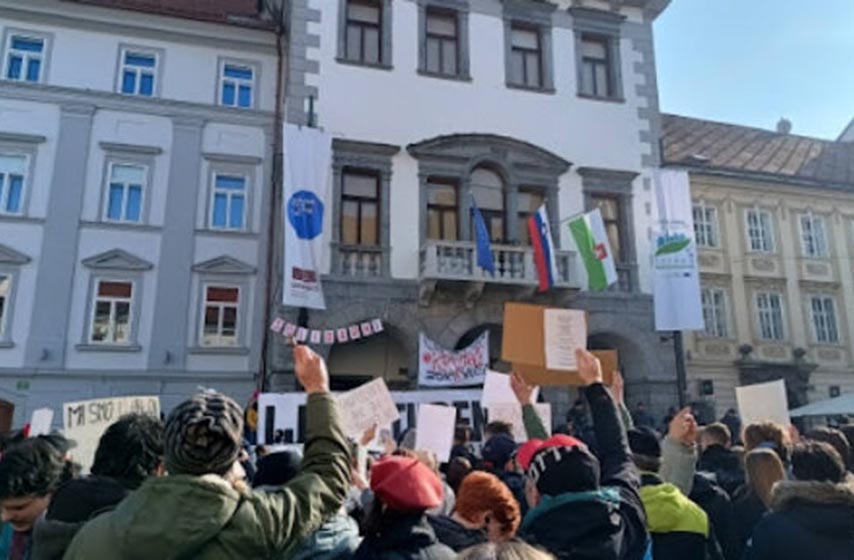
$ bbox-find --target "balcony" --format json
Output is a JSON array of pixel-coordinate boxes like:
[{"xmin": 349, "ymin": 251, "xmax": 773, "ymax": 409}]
[{"xmin": 420, "ymin": 240, "xmax": 579, "ymax": 303}]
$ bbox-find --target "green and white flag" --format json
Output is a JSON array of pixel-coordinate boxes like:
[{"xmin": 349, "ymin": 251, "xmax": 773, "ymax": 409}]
[{"xmin": 568, "ymin": 209, "xmax": 618, "ymax": 291}]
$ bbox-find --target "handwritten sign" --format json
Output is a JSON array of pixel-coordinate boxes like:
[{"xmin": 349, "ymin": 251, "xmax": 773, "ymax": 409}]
[
  {"xmin": 736, "ymin": 379, "xmax": 790, "ymax": 428},
  {"xmin": 543, "ymin": 309, "xmax": 587, "ymax": 371},
  {"xmin": 418, "ymin": 331, "xmax": 489, "ymax": 387},
  {"xmin": 335, "ymin": 379, "xmax": 400, "ymax": 439},
  {"xmin": 487, "ymin": 403, "xmax": 552, "ymax": 442},
  {"xmin": 63, "ymin": 395, "xmax": 160, "ymax": 472},
  {"xmin": 481, "ymin": 370, "xmax": 539, "ymax": 407},
  {"xmin": 414, "ymin": 404, "xmax": 457, "ymax": 462}
]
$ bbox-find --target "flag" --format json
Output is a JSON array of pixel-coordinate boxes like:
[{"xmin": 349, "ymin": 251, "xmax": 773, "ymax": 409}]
[
  {"xmin": 472, "ymin": 199, "xmax": 495, "ymax": 275},
  {"xmin": 528, "ymin": 205, "xmax": 558, "ymax": 292},
  {"xmin": 568, "ymin": 209, "xmax": 618, "ymax": 291}
]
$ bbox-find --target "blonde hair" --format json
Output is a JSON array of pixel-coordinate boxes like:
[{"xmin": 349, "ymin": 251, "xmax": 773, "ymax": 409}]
[
  {"xmin": 458, "ymin": 541, "xmax": 555, "ymax": 560},
  {"xmin": 745, "ymin": 448, "xmax": 785, "ymax": 508},
  {"xmin": 743, "ymin": 422, "xmax": 790, "ymax": 463}
]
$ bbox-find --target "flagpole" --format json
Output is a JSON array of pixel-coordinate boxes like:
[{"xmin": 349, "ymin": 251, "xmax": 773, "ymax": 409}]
[{"xmin": 673, "ymin": 330, "xmax": 688, "ymax": 408}]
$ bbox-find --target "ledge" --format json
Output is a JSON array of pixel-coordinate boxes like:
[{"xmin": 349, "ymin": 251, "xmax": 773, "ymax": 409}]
[
  {"xmin": 335, "ymin": 58, "xmax": 393, "ymax": 71},
  {"xmin": 506, "ymin": 82, "xmax": 556, "ymax": 95},
  {"xmin": 195, "ymin": 228, "xmax": 259, "ymax": 239},
  {"xmin": 188, "ymin": 346, "xmax": 250, "ymax": 356},
  {"xmin": 417, "ymin": 69, "xmax": 472, "ymax": 83},
  {"xmin": 80, "ymin": 220, "xmax": 162, "ymax": 233},
  {"xmin": 75, "ymin": 343, "xmax": 142, "ymax": 353},
  {"xmin": 202, "ymin": 152, "xmax": 263, "ymax": 165},
  {"xmin": 99, "ymin": 141, "xmax": 163, "ymax": 155},
  {"xmin": 0, "ymin": 132, "xmax": 47, "ymax": 144},
  {"xmin": 577, "ymin": 93, "xmax": 626, "ymax": 104},
  {"xmin": 0, "ymin": 342, "xmax": 14, "ymax": 349}
]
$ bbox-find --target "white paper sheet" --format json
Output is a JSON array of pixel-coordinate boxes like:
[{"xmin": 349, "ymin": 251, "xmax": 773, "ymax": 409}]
[
  {"xmin": 736, "ymin": 379, "xmax": 790, "ymax": 428},
  {"xmin": 29, "ymin": 408, "xmax": 54, "ymax": 437},
  {"xmin": 414, "ymin": 404, "xmax": 457, "ymax": 462},
  {"xmin": 481, "ymin": 370, "xmax": 540, "ymax": 407},
  {"xmin": 543, "ymin": 309, "xmax": 587, "ymax": 371},
  {"xmin": 487, "ymin": 403, "xmax": 552, "ymax": 442},
  {"xmin": 335, "ymin": 378, "xmax": 401, "ymax": 439}
]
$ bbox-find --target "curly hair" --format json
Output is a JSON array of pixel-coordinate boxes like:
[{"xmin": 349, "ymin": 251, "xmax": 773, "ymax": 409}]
[
  {"xmin": 454, "ymin": 471, "xmax": 521, "ymax": 539},
  {"xmin": 91, "ymin": 413, "xmax": 164, "ymax": 490},
  {"xmin": 0, "ymin": 438, "xmax": 65, "ymax": 499}
]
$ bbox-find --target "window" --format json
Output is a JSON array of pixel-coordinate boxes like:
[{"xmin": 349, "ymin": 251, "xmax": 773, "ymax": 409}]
[
  {"xmin": 755, "ymin": 292, "xmax": 785, "ymax": 341},
  {"xmin": 344, "ymin": 0, "xmax": 382, "ymax": 65},
  {"xmin": 800, "ymin": 213, "xmax": 828, "ymax": 258},
  {"xmin": 590, "ymin": 194, "xmax": 623, "ymax": 262},
  {"xmin": 701, "ymin": 288, "xmax": 728, "ymax": 338},
  {"xmin": 427, "ymin": 178, "xmax": 458, "ymax": 241},
  {"xmin": 0, "ymin": 274, "xmax": 8, "ymax": 339},
  {"xmin": 509, "ymin": 26, "xmax": 542, "ymax": 88},
  {"xmin": 470, "ymin": 167, "xmax": 505, "ymax": 243},
  {"xmin": 810, "ymin": 296, "xmax": 839, "ymax": 344},
  {"xmin": 4, "ymin": 34, "xmax": 44, "ymax": 82},
  {"xmin": 220, "ymin": 63, "xmax": 254, "ymax": 108},
  {"xmin": 579, "ymin": 35, "xmax": 612, "ymax": 98},
  {"xmin": 693, "ymin": 203, "xmax": 719, "ymax": 248},
  {"xmin": 210, "ymin": 174, "xmax": 247, "ymax": 230},
  {"xmin": 104, "ymin": 164, "xmax": 145, "ymax": 223},
  {"xmin": 120, "ymin": 49, "xmax": 157, "ymax": 96},
  {"xmin": 90, "ymin": 280, "xmax": 133, "ymax": 344},
  {"xmin": 425, "ymin": 9, "xmax": 458, "ymax": 76},
  {"xmin": 746, "ymin": 208, "xmax": 775, "ymax": 253},
  {"xmin": 341, "ymin": 171, "xmax": 380, "ymax": 245},
  {"xmin": 0, "ymin": 155, "xmax": 26, "ymax": 215},
  {"xmin": 201, "ymin": 285, "xmax": 239, "ymax": 347},
  {"xmin": 518, "ymin": 189, "xmax": 545, "ymax": 245}
]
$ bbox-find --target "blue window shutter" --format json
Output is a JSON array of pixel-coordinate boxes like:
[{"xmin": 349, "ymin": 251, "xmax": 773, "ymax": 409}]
[
  {"xmin": 139, "ymin": 74, "xmax": 154, "ymax": 96},
  {"xmin": 229, "ymin": 194, "xmax": 245, "ymax": 228},
  {"xmin": 126, "ymin": 185, "xmax": 142, "ymax": 221},
  {"xmin": 107, "ymin": 184, "xmax": 124, "ymax": 219},
  {"xmin": 238, "ymin": 85, "xmax": 252, "ymax": 108},
  {"xmin": 7, "ymin": 56, "xmax": 22, "ymax": 80},
  {"xmin": 212, "ymin": 193, "xmax": 228, "ymax": 227},
  {"xmin": 26, "ymin": 58, "xmax": 40, "ymax": 82},
  {"xmin": 222, "ymin": 83, "xmax": 235, "ymax": 106},
  {"xmin": 122, "ymin": 71, "xmax": 136, "ymax": 94}
]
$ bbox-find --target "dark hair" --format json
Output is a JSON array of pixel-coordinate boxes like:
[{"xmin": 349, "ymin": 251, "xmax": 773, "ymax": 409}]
[
  {"xmin": 806, "ymin": 427, "xmax": 852, "ymax": 470},
  {"xmin": 790, "ymin": 441, "xmax": 846, "ymax": 484},
  {"xmin": 91, "ymin": 413, "xmax": 164, "ymax": 490},
  {"xmin": 446, "ymin": 456, "xmax": 473, "ymax": 494},
  {"xmin": 0, "ymin": 438, "xmax": 65, "ymax": 499},
  {"xmin": 701, "ymin": 423, "xmax": 732, "ymax": 447},
  {"xmin": 455, "ymin": 425, "xmax": 473, "ymax": 443},
  {"xmin": 743, "ymin": 422, "xmax": 790, "ymax": 463},
  {"xmin": 485, "ymin": 421, "xmax": 513, "ymax": 437}
]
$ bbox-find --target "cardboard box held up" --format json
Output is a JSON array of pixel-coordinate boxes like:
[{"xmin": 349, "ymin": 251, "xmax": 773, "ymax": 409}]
[{"xmin": 501, "ymin": 302, "xmax": 616, "ymax": 386}]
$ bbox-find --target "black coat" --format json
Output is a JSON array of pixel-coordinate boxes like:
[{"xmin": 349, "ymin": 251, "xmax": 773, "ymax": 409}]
[
  {"xmin": 520, "ymin": 384, "xmax": 649, "ymax": 560},
  {"xmin": 690, "ymin": 473, "xmax": 739, "ymax": 560},
  {"xmin": 427, "ymin": 515, "xmax": 486, "ymax": 552},
  {"xmin": 730, "ymin": 485, "xmax": 766, "ymax": 559},
  {"xmin": 697, "ymin": 445, "xmax": 744, "ymax": 497},
  {"xmin": 743, "ymin": 479, "xmax": 854, "ymax": 560},
  {"xmin": 353, "ymin": 513, "xmax": 455, "ymax": 560}
]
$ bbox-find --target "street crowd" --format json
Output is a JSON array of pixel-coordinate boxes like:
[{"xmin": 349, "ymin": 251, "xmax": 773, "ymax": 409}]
[{"xmin": 0, "ymin": 345, "xmax": 851, "ymax": 559}]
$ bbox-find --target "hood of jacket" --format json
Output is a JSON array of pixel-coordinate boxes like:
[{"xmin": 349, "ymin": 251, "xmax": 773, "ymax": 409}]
[
  {"xmin": 427, "ymin": 515, "xmax": 486, "ymax": 552},
  {"xmin": 638, "ymin": 475, "xmax": 708, "ymax": 537},
  {"xmin": 768, "ymin": 479, "xmax": 854, "ymax": 539},
  {"xmin": 32, "ymin": 518, "xmax": 82, "ymax": 560},
  {"xmin": 290, "ymin": 513, "xmax": 361, "ymax": 560},
  {"xmin": 356, "ymin": 513, "xmax": 454, "ymax": 559}
]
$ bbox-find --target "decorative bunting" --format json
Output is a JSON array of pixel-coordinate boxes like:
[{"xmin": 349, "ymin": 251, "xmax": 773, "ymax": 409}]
[
  {"xmin": 270, "ymin": 317, "xmax": 386, "ymax": 346},
  {"xmin": 348, "ymin": 325, "xmax": 361, "ymax": 340},
  {"xmin": 283, "ymin": 323, "xmax": 297, "ymax": 337},
  {"xmin": 296, "ymin": 327, "xmax": 308, "ymax": 342},
  {"xmin": 323, "ymin": 330, "xmax": 336, "ymax": 345},
  {"xmin": 360, "ymin": 322, "xmax": 373, "ymax": 337},
  {"xmin": 309, "ymin": 330, "xmax": 322, "ymax": 344},
  {"xmin": 270, "ymin": 318, "xmax": 286, "ymax": 333}
]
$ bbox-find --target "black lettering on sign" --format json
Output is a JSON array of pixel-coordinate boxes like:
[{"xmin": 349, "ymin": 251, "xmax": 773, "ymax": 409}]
[
  {"xmin": 66, "ymin": 405, "xmax": 86, "ymax": 429},
  {"xmin": 264, "ymin": 405, "xmax": 276, "ymax": 444}
]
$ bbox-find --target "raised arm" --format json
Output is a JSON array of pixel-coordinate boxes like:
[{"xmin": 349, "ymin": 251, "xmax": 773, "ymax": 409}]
[
  {"xmin": 659, "ymin": 407, "xmax": 698, "ymax": 495},
  {"xmin": 511, "ymin": 372, "xmax": 549, "ymax": 440}
]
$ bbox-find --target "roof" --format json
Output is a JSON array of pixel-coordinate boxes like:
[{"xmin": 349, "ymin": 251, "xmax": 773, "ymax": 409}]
[
  {"xmin": 661, "ymin": 113, "xmax": 854, "ymax": 188},
  {"xmin": 63, "ymin": 0, "xmax": 270, "ymax": 28}
]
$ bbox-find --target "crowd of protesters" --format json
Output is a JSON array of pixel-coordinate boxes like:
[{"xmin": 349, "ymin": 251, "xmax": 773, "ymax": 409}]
[{"xmin": 0, "ymin": 345, "xmax": 851, "ymax": 559}]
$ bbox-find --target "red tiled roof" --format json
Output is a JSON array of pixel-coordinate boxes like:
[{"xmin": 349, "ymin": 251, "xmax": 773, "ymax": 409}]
[
  {"xmin": 661, "ymin": 113, "xmax": 854, "ymax": 188},
  {"xmin": 65, "ymin": 0, "xmax": 268, "ymax": 27}
]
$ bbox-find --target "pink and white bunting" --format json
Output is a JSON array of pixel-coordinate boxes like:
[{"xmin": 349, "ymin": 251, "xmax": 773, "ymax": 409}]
[{"xmin": 271, "ymin": 318, "xmax": 386, "ymax": 346}]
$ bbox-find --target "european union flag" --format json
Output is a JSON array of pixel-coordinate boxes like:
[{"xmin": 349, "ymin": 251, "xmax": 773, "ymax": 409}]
[{"xmin": 472, "ymin": 199, "xmax": 495, "ymax": 275}]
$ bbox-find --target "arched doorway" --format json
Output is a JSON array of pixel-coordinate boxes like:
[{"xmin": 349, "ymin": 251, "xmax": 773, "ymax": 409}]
[
  {"xmin": 327, "ymin": 330, "xmax": 410, "ymax": 390},
  {"xmin": 455, "ymin": 323, "xmax": 508, "ymax": 372}
]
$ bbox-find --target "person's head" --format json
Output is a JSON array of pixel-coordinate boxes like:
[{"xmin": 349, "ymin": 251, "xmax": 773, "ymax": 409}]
[
  {"xmin": 163, "ymin": 392, "xmax": 244, "ymax": 478},
  {"xmin": 252, "ymin": 450, "xmax": 302, "ymax": 488},
  {"xmin": 743, "ymin": 421, "xmax": 790, "ymax": 463},
  {"xmin": 0, "ymin": 438, "xmax": 64, "ymax": 532},
  {"xmin": 91, "ymin": 413, "xmax": 164, "ymax": 490},
  {"xmin": 485, "ymin": 421, "xmax": 514, "ymax": 441},
  {"xmin": 517, "ymin": 435, "xmax": 599, "ymax": 509},
  {"xmin": 790, "ymin": 441, "xmax": 846, "ymax": 484},
  {"xmin": 744, "ymin": 448, "xmax": 786, "ymax": 508},
  {"xmin": 454, "ymin": 471, "xmax": 521, "ymax": 542},
  {"xmin": 699, "ymin": 422, "xmax": 732, "ymax": 451},
  {"xmin": 455, "ymin": 425, "xmax": 473, "ymax": 445},
  {"xmin": 482, "ymin": 434, "xmax": 517, "ymax": 472},
  {"xmin": 627, "ymin": 427, "xmax": 662, "ymax": 473},
  {"xmin": 369, "ymin": 455, "xmax": 443, "ymax": 516},
  {"xmin": 447, "ymin": 457, "xmax": 473, "ymax": 494},
  {"xmin": 805, "ymin": 427, "xmax": 852, "ymax": 471},
  {"xmin": 457, "ymin": 540, "xmax": 555, "ymax": 560}
]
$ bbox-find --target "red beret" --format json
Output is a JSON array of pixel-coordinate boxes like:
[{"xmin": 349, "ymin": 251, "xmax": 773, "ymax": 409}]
[
  {"xmin": 517, "ymin": 434, "xmax": 586, "ymax": 471},
  {"xmin": 370, "ymin": 456, "xmax": 444, "ymax": 511}
]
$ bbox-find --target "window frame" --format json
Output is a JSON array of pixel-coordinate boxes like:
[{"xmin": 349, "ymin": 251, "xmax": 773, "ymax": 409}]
[
  {"xmin": 509, "ymin": 24, "xmax": 543, "ymax": 89},
  {"xmin": 208, "ymin": 171, "xmax": 250, "ymax": 232},
  {"xmin": 102, "ymin": 161, "xmax": 148, "ymax": 224},
  {"xmin": 693, "ymin": 201, "xmax": 720, "ymax": 249},
  {"xmin": 115, "ymin": 44, "xmax": 163, "ymax": 98},
  {"xmin": 570, "ymin": 7, "xmax": 624, "ymax": 102},
  {"xmin": 199, "ymin": 283, "xmax": 242, "ymax": 348},
  {"xmin": 579, "ymin": 34, "xmax": 613, "ymax": 98},
  {"xmin": 799, "ymin": 212, "xmax": 829, "ymax": 259},
  {"xmin": 340, "ymin": 169, "xmax": 381, "ymax": 247},
  {"xmin": 502, "ymin": 1, "xmax": 555, "ymax": 93},
  {"xmin": 417, "ymin": 0, "xmax": 470, "ymax": 80},
  {"xmin": 425, "ymin": 8, "xmax": 459, "ymax": 77},
  {"xmin": 809, "ymin": 294, "xmax": 840, "ymax": 345},
  {"xmin": 1, "ymin": 29, "xmax": 51, "ymax": 84},
  {"xmin": 0, "ymin": 152, "xmax": 30, "ymax": 217},
  {"xmin": 0, "ymin": 268, "xmax": 18, "ymax": 346},
  {"xmin": 754, "ymin": 290, "xmax": 786, "ymax": 341},
  {"xmin": 337, "ymin": 0, "xmax": 393, "ymax": 69},
  {"xmin": 426, "ymin": 177, "xmax": 459, "ymax": 242},
  {"xmin": 745, "ymin": 208, "xmax": 776, "ymax": 254},
  {"xmin": 87, "ymin": 278, "xmax": 136, "ymax": 346},
  {"xmin": 700, "ymin": 286, "xmax": 729, "ymax": 339},
  {"xmin": 217, "ymin": 58, "xmax": 259, "ymax": 109}
]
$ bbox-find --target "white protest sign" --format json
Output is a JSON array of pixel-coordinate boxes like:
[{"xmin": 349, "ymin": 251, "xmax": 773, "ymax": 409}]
[
  {"xmin": 63, "ymin": 395, "xmax": 160, "ymax": 472},
  {"xmin": 543, "ymin": 309, "xmax": 587, "ymax": 371},
  {"xmin": 481, "ymin": 370, "xmax": 539, "ymax": 407},
  {"xmin": 335, "ymin": 378, "xmax": 401, "ymax": 439},
  {"xmin": 414, "ymin": 404, "xmax": 456, "ymax": 462},
  {"xmin": 736, "ymin": 379, "xmax": 790, "ymax": 428},
  {"xmin": 487, "ymin": 403, "xmax": 552, "ymax": 442},
  {"xmin": 29, "ymin": 408, "xmax": 54, "ymax": 437}
]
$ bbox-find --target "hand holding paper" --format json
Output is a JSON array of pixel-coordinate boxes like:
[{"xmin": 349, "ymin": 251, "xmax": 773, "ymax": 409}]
[
  {"xmin": 576, "ymin": 349, "xmax": 603, "ymax": 386},
  {"xmin": 543, "ymin": 309, "xmax": 587, "ymax": 371}
]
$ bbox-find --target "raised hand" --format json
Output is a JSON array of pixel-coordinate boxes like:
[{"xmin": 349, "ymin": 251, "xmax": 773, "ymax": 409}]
[
  {"xmin": 510, "ymin": 371, "xmax": 537, "ymax": 406},
  {"xmin": 576, "ymin": 349, "xmax": 604, "ymax": 386},
  {"xmin": 293, "ymin": 345, "xmax": 330, "ymax": 394},
  {"xmin": 667, "ymin": 406, "xmax": 698, "ymax": 446}
]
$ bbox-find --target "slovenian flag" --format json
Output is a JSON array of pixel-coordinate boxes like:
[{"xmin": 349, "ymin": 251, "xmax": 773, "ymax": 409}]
[
  {"xmin": 528, "ymin": 205, "xmax": 558, "ymax": 292},
  {"xmin": 568, "ymin": 208, "xmax": 618, "ymax": 291}
]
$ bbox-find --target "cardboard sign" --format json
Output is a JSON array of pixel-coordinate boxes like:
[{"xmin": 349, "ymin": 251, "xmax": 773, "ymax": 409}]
[
  {"xmin": 736, "ymin": 379, "xmax": 791, "ymax": 427},
  {"xmin": 487, "ymin": 403, "xmax": 552, "ymax": 441},
  {"xmin": 414, "ymin": 404, "xmax": 456, "ymax": 462},
  {"xmin": 481, "ymin": 370, "xmax": 539, "ymax": 407},
  {"xmin": 335, "ymin": 378, "xmax": 400, "ymax": 439},
  {"xmin": 502, "ymin": 302, "xmax": 614, "ymax": 385},
  {"xmin": 63, "ymin": 395, "xmax": 160, "ymax": 472},
  {"xmin": 29, "ymin": 408, "xmax": 54, "ymax": 437}
]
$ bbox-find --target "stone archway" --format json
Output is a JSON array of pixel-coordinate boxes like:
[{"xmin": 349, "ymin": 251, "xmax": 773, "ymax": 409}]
[{"xmin": 327, "ymin": 328, "xmax": 410, "ymax": 390}]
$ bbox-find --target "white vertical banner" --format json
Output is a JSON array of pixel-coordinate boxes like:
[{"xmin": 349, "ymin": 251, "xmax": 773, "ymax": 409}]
[
  {"xmin": 653, "ymin": 169, "xmax": 704, "ymax": 331},
  {"xmin": 282, "ymin": 124, "xmax": 332, "ymax": 310}
]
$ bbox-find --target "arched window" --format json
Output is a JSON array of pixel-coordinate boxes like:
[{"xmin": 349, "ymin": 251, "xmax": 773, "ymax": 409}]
[{"xmin": 470, "ymin": 166, "xmax": 505, "ymax": 243}]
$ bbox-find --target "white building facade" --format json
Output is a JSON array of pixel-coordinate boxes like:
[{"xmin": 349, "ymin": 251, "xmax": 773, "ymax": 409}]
[
  {"xmin": 271, "ymin": 0, "xmax": 677, "ymax": 417},
  {"xmin": 0, "ymin": 0, "xmax": 278, "ymax": 426}
]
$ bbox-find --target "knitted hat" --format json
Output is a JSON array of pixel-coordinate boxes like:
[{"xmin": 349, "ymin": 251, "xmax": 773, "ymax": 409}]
[
  {"xmin": 518, "ymin": 435, "xmax": 600, "ymax": 495},
  {"xmin": 370, "ymin": 456, "xmax": 444, "ymax": 511},
  {"xmin": 627, "ymin": 427, "xmax": 662, "ymax": 458},
  {"xmin": 253, "ymin": 450, "xmax": 302, "ymax": 488},
  {"xmin": 482, "ymin": 434, "xmax": 517, "ymax": 467},
  {"xmin": 164, "ymin": 392, "xmax": 244, "ymax": 476}
]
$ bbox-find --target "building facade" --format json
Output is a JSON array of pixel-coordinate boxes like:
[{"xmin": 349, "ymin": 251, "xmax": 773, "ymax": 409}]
[
  {"xmin": 270, "ymin": 0, "xmax": 677, "ymax": 419},
  {"xmin": 662, "ymin": 114, "xmax": 854, "ymax": 419},
  {"xmin": 0, "ymin": 0, "xmax": 279, "ymax": 426}
]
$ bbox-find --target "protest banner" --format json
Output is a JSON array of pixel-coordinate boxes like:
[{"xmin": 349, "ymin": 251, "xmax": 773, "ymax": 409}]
[
  {"xmin": 335, "ymin": 378, "xmax": 400, "ymax": 439},
  {"xmin": 63, "ymin": 395, "xmax": 160, "ymax": 472},
  {"xmin": 29, "ymin": 407, "xmax": 54, "ymax": 437},
  {"xmin": 736, "ymin": 379, "xmax": 790, "ymax": 427},
  {"xmin": 414, "ymin": 404, "xmax": 457, "ymax": 462},
  {"xmin": 487, "ymin": 403, "xmax": 552, "ymax": 442},
  {"xmin": 481, "ymin": 370, "xmax": 539, "ymax": 407},
  {"xmin": 418, "ymin": 331, "xmax": 489, "ymax": 387}
]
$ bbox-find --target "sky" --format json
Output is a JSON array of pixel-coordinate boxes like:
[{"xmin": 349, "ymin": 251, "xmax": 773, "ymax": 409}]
[{"xmin": 654, "ymin": 0, "xmax": 854, "ymax": 140}]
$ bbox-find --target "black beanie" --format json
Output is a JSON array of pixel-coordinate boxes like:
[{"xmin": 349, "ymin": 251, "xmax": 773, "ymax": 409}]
[
  {"xmin": 253, "ymin": 450, "xmax": 302, "ymax": 488},
  {"xmin": 627, "ymin": 427, "xmax": 662, "ymax": 458},
  {"xmin": 164, "ymin": 392, "xmax": 244, "ymax": 476}
]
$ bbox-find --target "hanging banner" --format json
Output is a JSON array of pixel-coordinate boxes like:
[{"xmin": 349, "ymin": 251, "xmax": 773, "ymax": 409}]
[
  {"xmin": 653, "ymin": 169, "xmax": 704, "ymax": 331},
  {"xmin": 282, "ymin": 124, "xmax": 331, "ymax": 310},
  {"xmin": 418, "ymin": 332, "xmax": 489, "ymax": 388}
]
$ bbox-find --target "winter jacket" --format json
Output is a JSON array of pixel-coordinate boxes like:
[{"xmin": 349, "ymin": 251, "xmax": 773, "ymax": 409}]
[
  {"xmin": 427, "ymin": 515, "xmax": 487, "ymax": 552},
  {"xmin": 353, "ymin": 513, "xmax": 455, "ymax": 560},
  {"xmin": 743, "ymin": 478, "xmax": 854, "ymax": 560},
  {"xmin": 697, "ymin": 445, "xmax": 744, "ymax": 497},
  {"xmin": 64, "ymin": 393, "xmax": 351, "ymax": 560},
  {"xmin": 660, "ymin": 436, "xmax": 698, "ymax": 496},
  {"xmin": 289, "ymin": 512, "xmax": 361, "ymax": 560},
  {"xmin": 0, "ymin": 524, "xmax": 31, "ymax": 560},
  {"xmin": 730, "ymin": 485, "xmax": 766, "ymax": 559},
  {"xmin": 689, "ymin": 473, "xmax": 739, "ymax": 560},
  {"xmin": 520, "ymin": 384, "xmax": 649, "ymax": 560}
]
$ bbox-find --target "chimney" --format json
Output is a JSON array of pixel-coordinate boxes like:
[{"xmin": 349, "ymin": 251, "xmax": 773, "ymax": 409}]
[{"xmin": 777, "ymin": 118, "xmax": 792, "ymax": 135}]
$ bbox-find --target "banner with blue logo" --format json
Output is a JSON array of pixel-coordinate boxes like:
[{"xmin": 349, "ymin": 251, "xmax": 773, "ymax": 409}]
[{"xmin": 283, "ymin": 125, "xmax": 332, "ymax": 310}]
